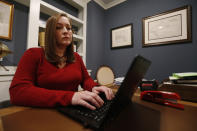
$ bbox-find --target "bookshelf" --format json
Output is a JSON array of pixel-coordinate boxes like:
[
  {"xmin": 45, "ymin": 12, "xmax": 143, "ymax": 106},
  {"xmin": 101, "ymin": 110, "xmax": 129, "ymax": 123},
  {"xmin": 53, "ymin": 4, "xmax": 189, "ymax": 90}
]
[{"xmin": 14, "ymin": 0, "xmax": 88, "ymax": 64}]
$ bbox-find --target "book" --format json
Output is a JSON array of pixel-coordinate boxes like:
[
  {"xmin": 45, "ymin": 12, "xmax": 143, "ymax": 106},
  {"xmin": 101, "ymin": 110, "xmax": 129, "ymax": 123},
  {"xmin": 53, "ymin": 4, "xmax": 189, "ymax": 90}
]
[
  {"xmin": 172, "ymin": 72, "xmax": 197, "ymax": 79},
  {"xmin": 39, "ymin": 32, "xmax": 45, "ymax": 47},
  {"xmin": 169, "ymin": 72, "xmax": 197, "ymax": 84},
  {"xmin": 173, "ymin": 79, "xmax": 197, "ymax": 84},
  {"xmin": 169, "ymin": 72, "xmax": 197, "ymax": 81}
]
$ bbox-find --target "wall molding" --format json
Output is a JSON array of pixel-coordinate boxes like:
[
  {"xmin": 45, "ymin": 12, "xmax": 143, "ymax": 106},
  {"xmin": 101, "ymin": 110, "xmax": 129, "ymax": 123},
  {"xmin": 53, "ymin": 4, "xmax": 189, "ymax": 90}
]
[{"xmin": 94, "ymin": 0, "xmax": 126, "ymax": 10}]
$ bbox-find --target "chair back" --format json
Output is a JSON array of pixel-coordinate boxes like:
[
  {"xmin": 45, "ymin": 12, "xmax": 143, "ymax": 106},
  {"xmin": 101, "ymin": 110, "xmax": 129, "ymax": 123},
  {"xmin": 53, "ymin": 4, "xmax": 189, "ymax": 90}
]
[{"xmin": 96, "ymin": 65, "xmax": 115, "ymax": 86}]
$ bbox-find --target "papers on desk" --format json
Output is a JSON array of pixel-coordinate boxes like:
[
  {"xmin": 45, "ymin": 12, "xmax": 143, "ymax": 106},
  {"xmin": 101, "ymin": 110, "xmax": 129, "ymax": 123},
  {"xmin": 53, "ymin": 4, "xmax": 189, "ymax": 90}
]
[{"xmin": 114, "ymin": 77, "xmax": 124, "ymax": 85}]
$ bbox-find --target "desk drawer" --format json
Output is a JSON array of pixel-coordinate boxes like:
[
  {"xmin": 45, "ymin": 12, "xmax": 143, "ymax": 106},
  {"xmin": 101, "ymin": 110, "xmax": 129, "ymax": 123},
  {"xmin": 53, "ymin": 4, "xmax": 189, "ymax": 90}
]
[{"xmin": 0, "ymin": 80, "xmax": 12, "ymax": 102}]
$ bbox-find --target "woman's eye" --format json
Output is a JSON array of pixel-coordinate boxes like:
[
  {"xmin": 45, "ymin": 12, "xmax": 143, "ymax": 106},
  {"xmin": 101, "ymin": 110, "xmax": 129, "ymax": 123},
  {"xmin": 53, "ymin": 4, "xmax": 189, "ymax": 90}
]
[
  {"xmin": 56, "ymin": 25, "xmax": 72, "ymax": 31},
  {"xmin": 67, "ymin": 27, "xmax": 71, "ymax": 30},
  {"xmin": 56, "ymin": 26, "xmax": 62, "ymax": 29}
]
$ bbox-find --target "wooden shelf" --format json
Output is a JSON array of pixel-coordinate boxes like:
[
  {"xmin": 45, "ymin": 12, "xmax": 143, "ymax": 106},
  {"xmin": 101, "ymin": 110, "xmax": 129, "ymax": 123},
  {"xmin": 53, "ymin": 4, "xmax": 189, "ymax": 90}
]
[
  {"xmin": 40, "ymin": 1, "xmax": 84, "ymax": 27},
  {"xmin": 39, "ymin": 20, "xmax": 46, "ymax": 28},
  {"xmin": 73, "ymin": 34, "xmax": 83, "ymax": 41},
  {"xmin": 63, "ymin": 0, "xmax": 85, "ymax": 8}
]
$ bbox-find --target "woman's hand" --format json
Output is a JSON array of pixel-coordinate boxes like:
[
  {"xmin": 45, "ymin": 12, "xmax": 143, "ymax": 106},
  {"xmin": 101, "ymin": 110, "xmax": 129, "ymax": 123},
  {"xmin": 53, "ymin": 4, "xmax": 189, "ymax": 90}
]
[
  {"xmin": 71, "ymin": 90, "xmax": 104, "ymax": 110},
  {"xmin": 92, "ymin": 86, "xmax": 114, "ymax": 100}
]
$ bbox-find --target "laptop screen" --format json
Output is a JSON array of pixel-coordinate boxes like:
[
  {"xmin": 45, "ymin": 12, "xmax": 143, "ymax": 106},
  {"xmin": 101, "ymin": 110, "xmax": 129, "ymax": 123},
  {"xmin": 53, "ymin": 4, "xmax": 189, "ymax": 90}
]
[{"xmin": 112, "ymin": 55, "xmax": 151, "ymax": 108}]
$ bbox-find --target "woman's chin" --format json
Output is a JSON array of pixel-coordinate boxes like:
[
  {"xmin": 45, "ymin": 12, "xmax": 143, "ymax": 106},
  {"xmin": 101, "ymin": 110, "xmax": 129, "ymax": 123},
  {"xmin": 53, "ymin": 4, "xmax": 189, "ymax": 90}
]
[{"xmin": 58, "ymin": 42, "xmax": 71, "ymax": 47}]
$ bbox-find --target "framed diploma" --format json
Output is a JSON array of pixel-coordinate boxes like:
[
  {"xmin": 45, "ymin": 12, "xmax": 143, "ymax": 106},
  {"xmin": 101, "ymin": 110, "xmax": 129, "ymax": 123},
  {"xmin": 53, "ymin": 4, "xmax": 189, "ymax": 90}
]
[
  {"xmin": 142, "ymin": 5, "xmax": 191, "ymax": 47},
  {"xmin": 0, "ymin": 0, "xmax": 14, "ymax": 40},
  {"xmin": 111, "ymin": 24, "xmax": 133, "ymax": 49}
]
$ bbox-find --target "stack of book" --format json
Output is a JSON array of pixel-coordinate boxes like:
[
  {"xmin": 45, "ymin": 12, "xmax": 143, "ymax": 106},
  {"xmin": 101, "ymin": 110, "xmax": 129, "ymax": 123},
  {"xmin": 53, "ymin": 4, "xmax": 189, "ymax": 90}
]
[
  {"xmin": 169, "ymin": 72, "xmax": 197, "ymax": 84},
  {"xmin": 159, "ymin": 72, "xmax": 197, "ymax": 102}
]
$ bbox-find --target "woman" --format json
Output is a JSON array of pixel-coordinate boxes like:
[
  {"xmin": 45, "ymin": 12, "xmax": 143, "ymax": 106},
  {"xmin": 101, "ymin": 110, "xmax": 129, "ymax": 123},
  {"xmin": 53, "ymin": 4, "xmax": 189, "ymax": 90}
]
[{"xmin": 9, "ymin": 13, "xmax": 114, "ymax": 110}]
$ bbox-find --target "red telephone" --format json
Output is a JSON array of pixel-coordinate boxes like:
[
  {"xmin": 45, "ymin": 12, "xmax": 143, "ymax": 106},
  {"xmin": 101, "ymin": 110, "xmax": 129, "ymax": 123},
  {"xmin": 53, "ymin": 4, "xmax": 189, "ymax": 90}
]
[{"xmin": 140, "ymin": 91, "xmax": 184, "ymax": 110}]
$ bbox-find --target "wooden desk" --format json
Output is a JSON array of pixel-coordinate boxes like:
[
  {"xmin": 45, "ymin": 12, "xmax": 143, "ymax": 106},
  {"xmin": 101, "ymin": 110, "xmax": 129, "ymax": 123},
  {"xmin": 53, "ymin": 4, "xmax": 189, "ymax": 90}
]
[{"xmin": 0, "ymin": 93, "xmax": 197, "ymax": 131}]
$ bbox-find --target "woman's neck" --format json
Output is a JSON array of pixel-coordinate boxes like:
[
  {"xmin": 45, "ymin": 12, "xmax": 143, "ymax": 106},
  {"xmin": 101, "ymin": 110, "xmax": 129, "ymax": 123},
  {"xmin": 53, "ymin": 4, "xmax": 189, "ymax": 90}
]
[{"xmin": 55, "ymin": 45, "xmax": 66, "ymax": 57}]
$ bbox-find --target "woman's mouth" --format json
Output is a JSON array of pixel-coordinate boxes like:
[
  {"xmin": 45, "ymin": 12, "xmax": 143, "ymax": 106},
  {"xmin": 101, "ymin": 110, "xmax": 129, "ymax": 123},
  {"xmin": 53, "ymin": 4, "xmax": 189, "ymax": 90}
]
[{"xmin": 63, "ymin": 37, "xmax": 69, "ymax": 39}]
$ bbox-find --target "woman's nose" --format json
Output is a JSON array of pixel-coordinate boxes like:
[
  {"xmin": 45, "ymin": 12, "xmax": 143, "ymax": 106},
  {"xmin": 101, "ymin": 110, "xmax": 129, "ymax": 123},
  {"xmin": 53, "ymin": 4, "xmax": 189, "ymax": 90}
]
[{"xmin": 62, "ymin": 26, "xmax": 68, "ymax": 33}]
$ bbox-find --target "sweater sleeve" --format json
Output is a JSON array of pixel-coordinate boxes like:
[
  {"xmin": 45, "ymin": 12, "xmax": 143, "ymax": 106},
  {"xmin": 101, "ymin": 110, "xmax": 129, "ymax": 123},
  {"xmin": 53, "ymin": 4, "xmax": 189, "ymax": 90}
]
[
  {"xmin": 9, "ymin": 48, "xmax": 74, "ymax": 107},
  {"xmin": 75, "ymin": 53, "xmax": 98, "ymax": 91}
]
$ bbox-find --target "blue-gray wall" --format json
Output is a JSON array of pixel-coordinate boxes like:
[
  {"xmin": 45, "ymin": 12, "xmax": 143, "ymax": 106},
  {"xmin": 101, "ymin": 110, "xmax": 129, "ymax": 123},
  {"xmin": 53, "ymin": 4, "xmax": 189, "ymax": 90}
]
[
  {"xmin": 87, "ymin": 0, "xmax": 197, "ymax": 82},
  {"xmin": 86, "ymin": 1, "xmax": 105, "ymax": 78}
]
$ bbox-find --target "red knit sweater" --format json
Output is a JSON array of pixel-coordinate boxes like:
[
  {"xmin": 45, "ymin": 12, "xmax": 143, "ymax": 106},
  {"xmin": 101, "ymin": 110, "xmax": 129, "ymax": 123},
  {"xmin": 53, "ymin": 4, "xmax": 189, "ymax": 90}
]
[{"xmin": 9, "ymin": 48, "xmax": 97, "ymax": 107}]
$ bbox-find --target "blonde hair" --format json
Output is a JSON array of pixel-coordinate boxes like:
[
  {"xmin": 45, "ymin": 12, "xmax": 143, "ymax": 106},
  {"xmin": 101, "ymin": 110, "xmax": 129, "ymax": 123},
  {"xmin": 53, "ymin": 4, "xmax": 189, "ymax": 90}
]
[{"xmin": 44, "ymin": 13, "xmax": 75, "ymax": 65}]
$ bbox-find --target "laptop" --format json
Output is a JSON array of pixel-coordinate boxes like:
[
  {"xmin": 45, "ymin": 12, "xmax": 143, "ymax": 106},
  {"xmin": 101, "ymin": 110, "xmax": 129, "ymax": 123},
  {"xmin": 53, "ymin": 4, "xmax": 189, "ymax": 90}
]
[{"xmin": 57, "ymin": 55, "xmax": 151, "ymax": 130}]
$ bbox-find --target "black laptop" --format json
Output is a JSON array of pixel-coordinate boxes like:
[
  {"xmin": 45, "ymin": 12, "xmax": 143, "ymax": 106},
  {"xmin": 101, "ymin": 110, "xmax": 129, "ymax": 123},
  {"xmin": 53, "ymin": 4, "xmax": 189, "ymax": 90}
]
[{"xmin": 57, "ymin": 55, "xmax": 151, "ymax": 130}]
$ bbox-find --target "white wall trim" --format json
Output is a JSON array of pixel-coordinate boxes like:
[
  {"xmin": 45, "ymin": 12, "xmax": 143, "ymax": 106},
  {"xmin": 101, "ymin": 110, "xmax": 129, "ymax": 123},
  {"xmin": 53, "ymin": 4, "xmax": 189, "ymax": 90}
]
[
  {"xmin": 93, "ymin": 0, "xmax": 126, "ymax": 10},
  {"xmin": 106, "ymin": 0, "xmax": 126, "ymax": 9},
  {"xmin": 27, "ymin": 0, "xmax": 41, "ymax": 49}
]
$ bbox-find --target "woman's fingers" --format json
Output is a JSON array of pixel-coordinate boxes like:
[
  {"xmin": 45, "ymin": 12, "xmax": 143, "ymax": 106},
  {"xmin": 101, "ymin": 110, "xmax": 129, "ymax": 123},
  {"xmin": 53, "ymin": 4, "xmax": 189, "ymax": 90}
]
[
  {"xmin": 108, "ymin": 88, "xmax": 114, "ymax": 99},
  {"xmin": 71, "ymin": 87, "xmax": 115, "ymax": 110},
  {"xmin": 104, "ymin": 88, "xmax": 113, "ymax": 100},
  {"xmin": 92, "ymin": 86, "xmax": 115, "ymax": 100},
  {"xmin": 106, "ymin": 89, "xmax": 111, "ymax": 100},
  {"xmin": 82, "ymin": 91, "xmax": 104, "ymax": 107},
  {"xmin": 79, "ymin": 100, "xmax": 96, "ymax": 110},
  {"xmin": 71, "ymin": 91, "xmax": 104, "ymax": 110}
]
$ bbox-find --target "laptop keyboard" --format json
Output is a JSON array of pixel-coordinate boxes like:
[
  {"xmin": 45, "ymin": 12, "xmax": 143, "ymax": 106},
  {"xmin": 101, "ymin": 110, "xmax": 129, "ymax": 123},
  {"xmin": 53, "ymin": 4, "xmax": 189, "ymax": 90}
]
[
  {"xmin": 76, "ymin": 100, "xmax": 113, "ymax": 122},
  {"xmin": 57, "ymin": 93, "xmax": 114, "ymax": 129}
]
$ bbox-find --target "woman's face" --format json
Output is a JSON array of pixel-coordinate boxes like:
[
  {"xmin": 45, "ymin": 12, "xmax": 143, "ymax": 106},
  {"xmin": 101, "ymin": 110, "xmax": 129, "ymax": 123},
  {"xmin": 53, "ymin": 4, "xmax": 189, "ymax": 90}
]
[{"xmin": 55, "ymin": 16, "xmax": 72, "ymax": 47}]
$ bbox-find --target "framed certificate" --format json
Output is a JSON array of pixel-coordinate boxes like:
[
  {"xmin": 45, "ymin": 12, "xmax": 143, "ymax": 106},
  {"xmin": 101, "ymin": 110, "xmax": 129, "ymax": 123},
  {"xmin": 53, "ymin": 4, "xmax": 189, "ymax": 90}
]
[
  {"xmin": 0, "ymin": 0, "xmax": 14, "ymax": 40},
  {"xmin": 111, "ymin": 24, "xmax": 133, "ymax": 49},
  {"xmin": 142, "ymin": 5, "xmax": 191, "ymax": 47}
]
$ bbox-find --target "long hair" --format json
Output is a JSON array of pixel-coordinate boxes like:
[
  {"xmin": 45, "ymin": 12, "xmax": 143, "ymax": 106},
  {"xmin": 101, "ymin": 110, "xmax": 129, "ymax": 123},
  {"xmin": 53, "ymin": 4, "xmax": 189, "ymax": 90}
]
[{"xmin": 44, "ymin": 13, "xmax": 75, "ymax": 65}]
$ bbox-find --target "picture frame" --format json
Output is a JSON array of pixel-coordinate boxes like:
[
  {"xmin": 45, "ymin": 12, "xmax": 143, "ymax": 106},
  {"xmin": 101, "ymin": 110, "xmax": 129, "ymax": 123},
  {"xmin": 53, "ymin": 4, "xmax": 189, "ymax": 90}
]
[
  {"xmin": 111, "ymin": 24, "xmax": 133, "ymax": 49},
  {"xmin": 142, "ymin": 5, "xmax": 191, "ymax": 47},
  {"xmin": 0, "ymin": 0, "xmax": 14, "ymax": 40}
]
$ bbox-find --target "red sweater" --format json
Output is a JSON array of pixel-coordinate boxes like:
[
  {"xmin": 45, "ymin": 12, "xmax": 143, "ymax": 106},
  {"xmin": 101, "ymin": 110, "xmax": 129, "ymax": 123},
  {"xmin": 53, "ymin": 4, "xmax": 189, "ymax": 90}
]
[{"xmin": 9, "ymin": 48, "xmax": 97, "ymax": 107}]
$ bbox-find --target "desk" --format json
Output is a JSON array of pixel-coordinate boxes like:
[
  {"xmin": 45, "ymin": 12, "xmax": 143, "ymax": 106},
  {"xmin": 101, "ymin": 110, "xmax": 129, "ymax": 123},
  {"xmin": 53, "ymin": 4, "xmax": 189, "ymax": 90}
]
[{"xmin": 0, "ymin": 93, "xmax": 197, "ymax": 131}]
